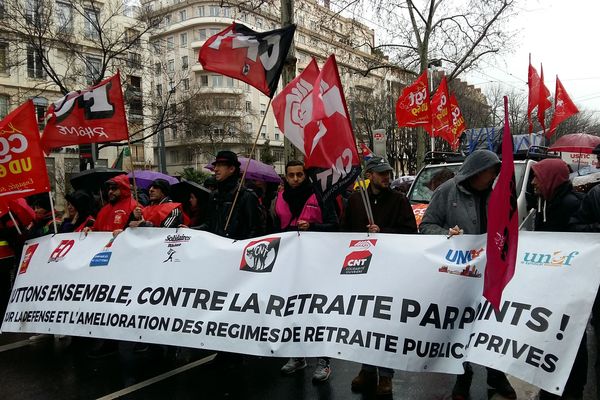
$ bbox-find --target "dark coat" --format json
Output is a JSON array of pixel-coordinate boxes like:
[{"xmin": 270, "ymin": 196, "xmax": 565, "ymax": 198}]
[
  {"xmin": 570, "ymin": 184, "xmax": 600, "ymax": 232},
  {"xmin": 341, "ymin": 186, "xmax": 417, "ymax": 234},
  {"xmin": 534, "ymin": 182, "xmax": 581, "ymax": 232}
]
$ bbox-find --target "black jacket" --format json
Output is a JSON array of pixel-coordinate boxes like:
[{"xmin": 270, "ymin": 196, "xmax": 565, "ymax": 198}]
[
  {"xmin": 200, "ymin": 176, "xmax": 264, "ymax": 240},
  {"xmin": 534, "ymin": 182, "xmax": 582, "ymax": 232},
  {"xmin": 570, "ymin": 184, "xmax": 600, "ymax": 232}
]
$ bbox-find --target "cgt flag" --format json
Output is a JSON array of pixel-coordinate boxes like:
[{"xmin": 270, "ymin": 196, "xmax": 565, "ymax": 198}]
[
  {"xmin": 548, "ymin": 76, "xmax": 579, "ymax": 137},
  {"xmin": 199, "ymin": 23, "xmax": 295, "ymax": 98},
  {"xmin": 0, "ymin": 101, "xmax": 51, "ymax": 202},
  {"xmin": 537, "ymin": 64, "xmax": 552, "ymax": 134},
  {"xmin": 447, "ymin": 95, "xmax": 466, "ymax": 150},
  {"xmin": 42, "ymin": 72, "xmax": 129, "ymax": 152},
  {"xmin": 484, "ymin": 96, "xmax": 518, "ymax": 311},
  {"xmin": 527, "ymin": 58, "xmax": 541, "ymax": 133},
  {"xmin": 427, "ymin": 76, "xmax": 451, "ymax": 139},
  {"xmin": 308, "ymin": 55, "xmax": 361, "ymax": 201},
  {"xmin": 395, "ymin": 71, "xmax": 431, "ymax": 132}
]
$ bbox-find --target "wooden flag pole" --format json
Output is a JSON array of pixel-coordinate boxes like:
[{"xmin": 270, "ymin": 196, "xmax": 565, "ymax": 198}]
[
  {"xmin": 7, "ymin": 211, "xmax": 22, "ymax": 235},
  {"xmin": 48, "ymin": 192, "xmax": 58, "ymax": 234},
  {"xmin": 224, "ymin": 97, "xmax": 273, "ymax": 234},
  {"xmin": 126, "ymin": 137, "xmax": 139, "ymax": 203}
]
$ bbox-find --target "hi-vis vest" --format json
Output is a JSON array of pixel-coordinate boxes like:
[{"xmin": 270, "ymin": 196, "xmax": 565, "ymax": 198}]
[{"xmin": 275, "ymin": 192, "xmax": 322, "ymax": 230}]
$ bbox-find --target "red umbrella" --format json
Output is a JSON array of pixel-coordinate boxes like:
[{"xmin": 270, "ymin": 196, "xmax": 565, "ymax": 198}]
[{"xmin": 549, "ymin": 133, "xmax": 600, "ymax": 153}]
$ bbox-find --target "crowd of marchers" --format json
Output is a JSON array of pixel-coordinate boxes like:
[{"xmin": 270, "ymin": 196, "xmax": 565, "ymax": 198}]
[{"xmin": 1, "ymin": 149, "xmax": 600, "ymax": 399}]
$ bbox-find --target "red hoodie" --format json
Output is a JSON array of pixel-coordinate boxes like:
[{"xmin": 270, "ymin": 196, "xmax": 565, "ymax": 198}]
[
  {"xmin": 531, "ymin": 159, "xmax": 570, "ymax": 200},
  {"xmin": 93, "ymin": 174, "xmax": 140, "ymax": 231}
]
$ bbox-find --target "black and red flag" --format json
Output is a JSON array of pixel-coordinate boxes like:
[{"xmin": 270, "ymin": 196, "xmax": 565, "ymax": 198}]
[{"xmin": 199, "ymin": 23, "xmax": 296, "ymax": 98}]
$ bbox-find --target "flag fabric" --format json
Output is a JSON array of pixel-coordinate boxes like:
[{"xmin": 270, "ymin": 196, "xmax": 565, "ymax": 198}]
[
  {"xmin": 427, "ymin": 76, "xmax": 451, "ymax": 139},
  {"xmin": 447, "ymin": 95, "xmax": 466, "ymax": 150},
  {"xmin": 199, "ymin": 23, "xmax": 296, "ymax": 98},
  {"xmin": 112, "ymin": 147, "xmax": 127, "ymax": 169},
  {"xmin": 484, "ymin": 96, "xmax": 519, "ymax": 310},
  {"xmin": 307, "ymin": 55, "xmax": 361, "ymax": 201},
  {"xmin": 359, "ymin": 142, "xmax": 374, "ymax": 161},
  {"xmin": 527, "ymin": 61, "xmax": 541, "ymax": 133},
  {"xmin": 395, "ymin": 71, "xmax": 432, "ymax": 131},
  {"xmin": 272, "ymin": 58, "xmax": 320, "ymax": 154},
  {"xmin": 537, "ymin": 64, "xmax": 552, "ymax": 133},
  {"xmin": 0, "ymin": 100, "xmax": 51, "ymax": 203},
  {"xmin": 42, "ymin": 72, "xmax": 129, "ymax": 152},
  {"xmin": 548, "ymin": 77, "xmax": 580, "ymax": 136}
]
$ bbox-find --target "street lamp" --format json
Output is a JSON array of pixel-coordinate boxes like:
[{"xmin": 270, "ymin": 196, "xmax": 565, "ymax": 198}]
[{"xmin": 427, "ymin": 59, "xmax": 442, "ymax": 153}]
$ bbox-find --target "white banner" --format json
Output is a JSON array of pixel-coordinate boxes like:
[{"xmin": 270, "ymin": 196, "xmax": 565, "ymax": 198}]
[{"xmin": 2, "ymin": 230, "xmax": 600, "ymax": 394}]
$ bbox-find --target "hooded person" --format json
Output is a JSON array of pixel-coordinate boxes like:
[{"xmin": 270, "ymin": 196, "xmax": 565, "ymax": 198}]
[
  {"xmin": 60, "ymin": 190, "xmax": 96, "ymax": 233},
  {"xmin": 129, "ymin": 179, "xmax": 182, "ymax": 228},
  {"xmin": 531, "ymin": 158, "xmax": 581, "ymax": 232},
  {"xmin": 420, "ymin": 150, "xmax": 516, "ymax": 400},
  {"xmin": 27, "ymin": 195, "xmax": 60, "ymax": 238},
  {"xmin": 91, "ymin": 174, "xmax": 140, "ymax": 232}
]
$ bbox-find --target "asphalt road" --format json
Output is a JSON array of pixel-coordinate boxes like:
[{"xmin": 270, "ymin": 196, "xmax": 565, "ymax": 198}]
[{"xmin": 0, "ymin": 327, "xmax": 597, "ymax": 400}]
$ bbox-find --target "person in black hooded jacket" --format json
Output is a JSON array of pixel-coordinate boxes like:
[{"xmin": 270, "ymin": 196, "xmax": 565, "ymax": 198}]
[
  {"xmin": 200, "ymin": 151, "xmax": 264, "ymax": 240},
  {"xmin": 60, "ymin": 190, "xmax": 96, "ymax": 233}
]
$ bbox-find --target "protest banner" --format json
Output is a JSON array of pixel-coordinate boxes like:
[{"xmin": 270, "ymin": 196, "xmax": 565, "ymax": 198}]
[{"xmin": 2, "ymin": 230, "xmax": 599, "ymax": 395}]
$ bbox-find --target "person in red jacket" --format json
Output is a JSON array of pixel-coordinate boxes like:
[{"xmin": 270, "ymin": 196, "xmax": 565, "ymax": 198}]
[
  {"xmin": 91, "ymin": 174, "xmax": 139, "ymax": 233},
  {"xmin": 129, "ymin": 179, "xmax": 182, "ymax": 228}
]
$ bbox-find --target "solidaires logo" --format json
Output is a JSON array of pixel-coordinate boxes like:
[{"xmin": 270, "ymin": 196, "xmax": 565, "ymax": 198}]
[
  {"xmin": 522, "ymin": 250, "xmax": 579, "ymax": 267},
  {"xmin": 240, "ymin": 238, "xmax": 281, "ymax": 273},
  {"xmin": 341, "ymin": 239, "xmax": 377, "ymax": 275}
]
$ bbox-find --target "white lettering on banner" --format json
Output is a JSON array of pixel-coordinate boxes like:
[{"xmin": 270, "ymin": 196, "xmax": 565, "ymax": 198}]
[
  {"xmin": 209, "ymin": 31, "xmax": 281, "ymax": 71},
  {"xmin": 3, "ymin": 230, "xmax": 600, "ymax": 395},
  {"xmin": 409, "ymin": 87, "xmax": 427, "ymax": 107},
  {"xmin": 50, "ymin": 82, "xmax": 114, "ymax": 123},
  {"xmin": 56, "ymin": 126, "xmax": 109, "ymax": 139},
  {"xmin": 0, "ymin": 130, "xmax": 28, "ymax": 164},
  {"xmin": 315, "ymin": 148, "xmax": 353, "ymax": 191}
]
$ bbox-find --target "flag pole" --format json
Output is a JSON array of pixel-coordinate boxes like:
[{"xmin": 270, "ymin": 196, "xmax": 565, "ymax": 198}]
[
  {"xmin": 356, "ymin": 177, "xmax": 374, "ymax": 226},
  {"xmin": 48, "ymin": 192, "xmax": 58, "ymax": 234},
  {"xmin": 126, "ymin": 136, "xmax": 139, "ymax": 203},
  {"xmin": 224, "ymin": 97, "xmax": 273, "ymax": 234},
  {"xmin": 7, "ymin": 211, "xmax": 22, "ymax": 235}
]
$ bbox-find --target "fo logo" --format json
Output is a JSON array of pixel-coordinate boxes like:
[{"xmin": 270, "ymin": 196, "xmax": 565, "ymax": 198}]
[
  {"xmin": 48, "ymin": 240, "xmax": 75, "ymax": 263},
  {"xmin": 240, "ymin": 238, "xmax": 281, "ymax": 273},
  {"xmin": 341, "ymin": 239, "xmax": 377, "ymax": 275}
]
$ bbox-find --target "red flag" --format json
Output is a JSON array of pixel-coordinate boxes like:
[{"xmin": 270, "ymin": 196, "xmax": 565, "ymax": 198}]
[
  {"xmin": 427, "ymin": 76, "xmax": 451, "ymax": 138},
  {"xmin": 272, "ymin": 58, "xmax": 320, "ymax": 154},
  {"xmin": 42, "ymin": 72, "xmax": 129, "ymax": 152},
  {"xmin": 307, "ymin": 55, "xmax": 361, "ymax": 201},
  {"xmin": 359, "ymin": 142, "xmax": 374, "ymax": 160},
  {"xmin": 548, "ymin": 76, "xmax": 580, "ymax": 137},
  {"xmin": 395, "ymin": 71, "xmax": 432, "ymax": 131},
  {"xmin": 447, "ymin": 95, "xmax": 466, "ymax": 150},
  {"xmin": 0, "ymin": 100, "xmax": 51, "ymax": 203},
  {"xmin": 199, "ymin": 23, "xmax": 296, "ymax": 98},
  {"xmin": 537, "ymin": 64, "xmax": 552, "ymax": 133},
  {"xmin": 484, "ymin": 96, "xmax": 518, "ymax": 310},
  {"xmin": 527, "ymin": 59, "xmax": 541, "ymax": 133}
]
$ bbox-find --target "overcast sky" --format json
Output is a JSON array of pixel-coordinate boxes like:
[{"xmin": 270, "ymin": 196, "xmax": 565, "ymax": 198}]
[{"xmin": 465, "ymin": 0, "xmax": 600, "ymax": 113}]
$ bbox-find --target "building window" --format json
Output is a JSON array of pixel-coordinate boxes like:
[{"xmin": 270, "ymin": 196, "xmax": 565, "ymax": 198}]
[
  {"xmin": 197, "ymin": 28, "xmax": 206, "ymax": 41},
  {"xmin": 156, "ymin": 84, "xmax": 162, "ymax": 97},
  {"xmin": 56, "ymin": 2, "xmax": 73, "ymax": 34},
  {"xmin": 166, "ymin": 36, "xmax": 174, "ymax": 49},
  {"xmin": 167, "ymin": 59, "xmax": 174, "ymax": 73},
  {"xmin": 199, "ymin": 75, "xmax": 208, "ymax": 86},
  {"xmin": 169, "ymin": 150, "xmax": 179, "ymax": 164},
  {"xmin": 260, "ymin": 125, "xmax": 266, "ymax": 138},
  {"xmin": 154, "ymin": 62, "xmax": 161, "ymax": 75},
  {"xmin": 128, "ymin": 75, "xmax": 143, "ymax": 115},
  {"xmin": 275, "ymin": 133, "xmax": 280, "ymax": 140},
  {"xmin": 209, "ymin": 28, "xmax": 219, "ymax": 36},
  {"xmin": 32, "ymin": 97, "xmax": 47, "ymax": 129},
  {"xmin": 84, "ymin": 55, "xmax": 101, "ymax": 84},
  {"xmin": 27, "ymin": 46, "xmax": 45, "ymax": 79},
  {"xmin": 182, "ymin": 78, "xmax": 189, "ymax": 91},
  {"xmin": 260, "ymin": 103, "xmax": 266, "ymax": 116},
  {"xmin": 26, "ymin": 0, "xmax": 41, "ymax": 25},
  {"xmin": 0, "ymin": 95, "xmax": 8, "ymax": 118},
  {"xmin": 128, "ymin": 52, "xmax": 141, "ymax": 69},
  {"xmin": 256, "ymin": 18, "xmax": 262, "ymax": 29},
  {"xmin": 179, "ymin": 9, "xmax": 186, "ymax": 21},
  {"xmin": 84, "ymin": 8, "xmax": 100, "ymax": 40},
  {"xmin": 0, "ymin": 42, "xmax": 7, "ymax": 74},
  {"xmin": 245, "ymin": 101, "xmax": 251, "ymax": 112},
  {"xmin": 164, "ymin": 14, "xmax": 171, "ymax": 25},
  {"xmin": 225, "ymin": 77, "xmax": 234, "ymax": 87},
  {"xmin": 171, "ymin": 125, "xmax": 178, "ymax": 139},
  {"xmin": 246, "ymin": 122, "xmax": 252, "ymax": 132},
  {"xmin": 196, "ymin": 6, "xmax": 204, "ymax": 16},
  {"xmin": 181, "ymin": 55, "xmax": 188, "ymax": 69},
  {"xmin": 180, "ymin": 33, "xmax": 187, "ymax": 47},
  {"xmin": 126, "ymin": 28, "xmax": 141, "ymax": 47},
  {"xmin": 222, "ymin": 7, "xmax": 229, "ymax": 17},
  {"xmin": 211, "ymin": 75, "xmax": 223, "ymax": 87},
  {"xmin": 209, "ymin": 5, "xmax": 219, "ymax": 16}
]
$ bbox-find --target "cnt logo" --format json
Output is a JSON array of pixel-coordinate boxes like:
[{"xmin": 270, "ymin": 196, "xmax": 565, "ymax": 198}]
[
  {"xmin": 18, "ymin": 243, "xmax": 39, "ymax": 274},
  {"xmin": 240, "ymin": 238, "xmax": 281, "ymax": 273},
  {"xmin": 438, "ymin": 248, "xmax": 483, "ymax": 278},
  {"xmin": 522, "ymin": 250, "xmax": 579, "ymax": 267},
  {"xmin": 165, "ymin": 233, "xmax": 191, "ymax": 248},
  {"xmin": 48, "ymin": 240, "xmax": 75, "ymax": 263},
  {"xmin": 341, "ymin": 239, "xmax": 377, "ymax": 275}
]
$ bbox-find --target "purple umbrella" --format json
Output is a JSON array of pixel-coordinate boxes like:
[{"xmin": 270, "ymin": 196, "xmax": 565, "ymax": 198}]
[
  {"xmin": 128, "ymin": 170, "xmax": 179, "ymax": 190},
  {"xmin": 205, "ymin": 157, "xmax": 281, "ymax": 183}
]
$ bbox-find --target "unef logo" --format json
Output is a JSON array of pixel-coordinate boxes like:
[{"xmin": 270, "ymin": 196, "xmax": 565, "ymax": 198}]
[
  {"xmin": 341, "ymin": 239, "xmax": 377, "ymax": 275},
  {"xmin": 48, "ymin": 240, "xmax": 75, "ymax": 263},
  {"xmin": 240, "ymin": 238, "xmax": 281, "ymax": 273},
  {"xmin": 18, "ymin": 243, "xmax": 39, "ymax": 274},
  {"xmin": 522, "ymin": 251, "xmax": 579, "ymax": 267},
  {"xmin": 438, "ymin": 248, "xmax": 483, "ymax": 278}
]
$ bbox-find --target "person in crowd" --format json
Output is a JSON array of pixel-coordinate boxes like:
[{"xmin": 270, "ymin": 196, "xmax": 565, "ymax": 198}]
[
  {"xmin": 129, "ymin": 179, "xmax": 182, "ymax": 228},
  {"xmin": 341, "ymin": 156, "xmax": 417, "ymax": 396},
  {"xmin": 60, "ymin": 190, "xmax": 95, "ymax": 233},
  {"xmin": 90, "ymin": 174, "xmax": 140, "ymax": 234},
  {"xmin": 276, "ymin": 160, "xmax": 338, "ymax": 382},
  {"xmin": 26, "ymin": 195, "xmax": 60, "ymax": 237},
  {"xmin": 203, "ymin": 176, "xmax": 217, "ymax": 192},
  {"xmin": 200, "ymin": 151, "xmax": 264, "ymax": 239},
  {"xmin": 181, "ymin": 187, "xmax": 207, "ymax": 229},
  {"xmin": 420, "ymin": 150, "xmax": 516, "ymax": 400}
]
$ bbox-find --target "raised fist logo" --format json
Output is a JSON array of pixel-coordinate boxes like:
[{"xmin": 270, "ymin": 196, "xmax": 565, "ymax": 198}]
[{"xmin": 282, "ymin": 78, "xmax": 314, "ymax": 153}]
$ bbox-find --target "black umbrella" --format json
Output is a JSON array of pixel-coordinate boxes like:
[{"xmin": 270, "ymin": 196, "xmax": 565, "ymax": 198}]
[
  {"xmin": 170, "ymin": 180, "xmax": 211, "ymax": 205},
  {"xmin": 593, "ymin": 144, "xmax": 600, "ymax": 155},
  {"xmin": 70, "ymin": 167, "xmax": 126, "ymax": 192}
]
